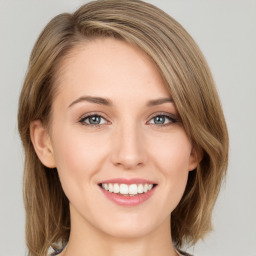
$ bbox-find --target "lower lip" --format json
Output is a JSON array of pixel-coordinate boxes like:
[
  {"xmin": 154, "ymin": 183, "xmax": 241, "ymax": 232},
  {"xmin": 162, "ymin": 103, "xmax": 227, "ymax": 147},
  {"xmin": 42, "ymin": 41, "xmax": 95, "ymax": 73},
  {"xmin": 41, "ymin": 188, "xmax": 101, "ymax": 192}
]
[{"xmin": 100, "ymin": 186, "xmax": 156, "ymax": 206}]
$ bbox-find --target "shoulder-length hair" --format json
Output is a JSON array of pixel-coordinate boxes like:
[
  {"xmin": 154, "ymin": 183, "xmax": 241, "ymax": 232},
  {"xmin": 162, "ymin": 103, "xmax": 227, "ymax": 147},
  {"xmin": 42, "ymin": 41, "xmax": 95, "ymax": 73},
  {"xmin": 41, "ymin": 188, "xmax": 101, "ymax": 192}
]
[{"xmin": 18, "ymin": 0, "xmax": 228, "ymax": 255}]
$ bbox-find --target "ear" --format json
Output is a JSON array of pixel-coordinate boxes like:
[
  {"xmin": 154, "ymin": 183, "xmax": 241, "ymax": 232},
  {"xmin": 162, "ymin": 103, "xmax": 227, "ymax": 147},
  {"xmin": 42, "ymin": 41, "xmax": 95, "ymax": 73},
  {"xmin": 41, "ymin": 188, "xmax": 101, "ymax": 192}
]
[
  {"xmin": 188, "ymin": 146, "xmax": 203, "ymax": 171},
  {"xmin": 30, "ymin": 120, "xmax": 56, "ymax": 168}
]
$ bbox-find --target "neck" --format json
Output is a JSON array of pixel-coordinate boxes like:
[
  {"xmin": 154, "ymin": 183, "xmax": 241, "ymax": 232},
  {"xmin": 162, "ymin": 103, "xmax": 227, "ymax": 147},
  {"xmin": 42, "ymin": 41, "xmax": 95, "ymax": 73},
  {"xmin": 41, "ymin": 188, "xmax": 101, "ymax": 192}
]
[{"xmin": 62, "ymin": 205, "xmax": 178, "ymax": 256}]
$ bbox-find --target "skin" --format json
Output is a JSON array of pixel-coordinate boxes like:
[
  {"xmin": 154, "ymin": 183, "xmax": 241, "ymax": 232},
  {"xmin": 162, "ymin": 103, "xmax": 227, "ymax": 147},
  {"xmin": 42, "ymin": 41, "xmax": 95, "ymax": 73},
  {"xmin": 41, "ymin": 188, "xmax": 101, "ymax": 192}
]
[{"xmin": 31, "ymin": 38, "xmax": 199, "ymax": 256}]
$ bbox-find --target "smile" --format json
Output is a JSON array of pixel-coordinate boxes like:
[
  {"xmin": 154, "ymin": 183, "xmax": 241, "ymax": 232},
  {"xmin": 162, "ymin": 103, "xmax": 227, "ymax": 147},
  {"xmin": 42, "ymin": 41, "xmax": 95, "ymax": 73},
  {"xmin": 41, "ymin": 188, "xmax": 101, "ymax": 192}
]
[
  {"xmin": 98, "ymin": 179, "xmax": 157, "ymax": 206},
  {"xmin": 100, "ymin": 183, "xmax": 155, "ymax": 196}
]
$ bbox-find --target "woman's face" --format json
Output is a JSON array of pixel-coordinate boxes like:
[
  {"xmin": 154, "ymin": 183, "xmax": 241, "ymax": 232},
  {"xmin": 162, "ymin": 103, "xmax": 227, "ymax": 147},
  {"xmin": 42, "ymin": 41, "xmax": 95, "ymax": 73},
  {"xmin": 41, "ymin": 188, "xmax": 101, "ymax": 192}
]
[{"xmin": 47, "ymin": 38, "xmax": 198, "ymax": 238}]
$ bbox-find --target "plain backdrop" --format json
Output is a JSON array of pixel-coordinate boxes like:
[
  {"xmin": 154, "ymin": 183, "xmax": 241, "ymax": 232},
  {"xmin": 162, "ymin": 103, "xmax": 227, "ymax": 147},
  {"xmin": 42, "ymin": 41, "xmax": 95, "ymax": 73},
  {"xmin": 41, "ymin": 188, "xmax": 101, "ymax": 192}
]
[{"xmin": 0, "ymin": 1, "xmax": 255, "ymax": 256}]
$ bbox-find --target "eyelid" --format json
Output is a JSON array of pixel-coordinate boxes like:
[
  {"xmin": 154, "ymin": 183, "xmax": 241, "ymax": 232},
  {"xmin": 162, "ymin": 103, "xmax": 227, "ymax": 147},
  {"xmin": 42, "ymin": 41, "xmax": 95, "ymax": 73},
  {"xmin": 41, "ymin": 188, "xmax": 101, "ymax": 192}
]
[
  {"xmin": 78, "ymin": 111, "xmax": 179, "ymax": 128},
  {"xmin": 146, "ymin": 112, "xmax": 179, "ymax": 126},
  {"xmin": 78, "ymin": 112, "xmax": 111, "ymax": 127}
]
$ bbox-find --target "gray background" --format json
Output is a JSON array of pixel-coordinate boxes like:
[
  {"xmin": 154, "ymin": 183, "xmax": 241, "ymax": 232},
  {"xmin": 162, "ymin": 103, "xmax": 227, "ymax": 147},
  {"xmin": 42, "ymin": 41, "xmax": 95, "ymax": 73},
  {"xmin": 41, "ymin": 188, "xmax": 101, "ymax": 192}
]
[{"xmin": 0, "ymin": 0, "xmax": 255, "ymax": 255}]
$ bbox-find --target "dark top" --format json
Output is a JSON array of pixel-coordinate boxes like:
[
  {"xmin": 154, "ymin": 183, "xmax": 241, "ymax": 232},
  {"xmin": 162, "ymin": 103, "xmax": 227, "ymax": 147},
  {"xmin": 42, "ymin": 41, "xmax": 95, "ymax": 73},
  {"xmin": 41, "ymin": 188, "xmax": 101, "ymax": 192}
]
[
  {"xmin": 178, "ymin": 249, "xmax": 193, "ymax": 256},
  {"xmin": 51, "ymin": 248, "xmax": 193, "ymax": 256}
]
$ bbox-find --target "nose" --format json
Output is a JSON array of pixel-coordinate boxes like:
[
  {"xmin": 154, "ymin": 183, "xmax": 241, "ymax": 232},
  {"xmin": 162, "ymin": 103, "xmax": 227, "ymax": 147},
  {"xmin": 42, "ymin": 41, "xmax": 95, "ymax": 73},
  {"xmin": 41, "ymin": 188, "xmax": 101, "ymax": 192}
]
[{"xmin": 111, "ymin": 122, "xmax": 146, "ymax": 170}]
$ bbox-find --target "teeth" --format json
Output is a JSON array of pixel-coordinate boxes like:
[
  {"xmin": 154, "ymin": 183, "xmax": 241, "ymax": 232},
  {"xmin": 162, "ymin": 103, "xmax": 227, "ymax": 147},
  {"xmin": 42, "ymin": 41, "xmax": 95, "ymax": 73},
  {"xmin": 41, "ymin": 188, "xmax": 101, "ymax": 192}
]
[
  {"xmin": 108, "ymin": 183, "xmax": 114, "ymax": 192},
  {"xmin": 120, "ymin": 184, "xmax": 129, "ymax": 194},
  {"xmin": 101, "ymin": 183, "xmax": 155, "ymax": 195},
  {"xmin": 137, "ymin": 184, "xmax": 144, "ymax": 194},
  {"xmin": 143, "ymin": 184, "xmax": 148, "ymax": 193},
  {"xmin": 113, "ymin": 183, "xmax": 119, "ymax": 193},
  {"xmin": 102, "ymin": 183, "xmax": 108, "ymax": 190},
  {"xmin": 129, "ymin": 184, "xmax": 137, "ymax": 195}
]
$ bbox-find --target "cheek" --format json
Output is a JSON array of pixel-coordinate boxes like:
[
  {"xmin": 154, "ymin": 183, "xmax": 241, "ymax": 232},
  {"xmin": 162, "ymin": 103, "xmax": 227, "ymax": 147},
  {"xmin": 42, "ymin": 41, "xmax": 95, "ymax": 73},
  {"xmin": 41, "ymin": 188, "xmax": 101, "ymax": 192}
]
[
  {"xmin": 52, "ymin": 124, "xmax": 106, "ymax": 168},
  {"xmin": 50, "ymin": 128, "xmax": 106, "ymax": 197},
  {"xmin": 151, "ymin": 131, "xmax": 192, "ymax": 173},
  {"xmin": 150, "ymin": 131, "xmax": 192, "ymax": 201}
]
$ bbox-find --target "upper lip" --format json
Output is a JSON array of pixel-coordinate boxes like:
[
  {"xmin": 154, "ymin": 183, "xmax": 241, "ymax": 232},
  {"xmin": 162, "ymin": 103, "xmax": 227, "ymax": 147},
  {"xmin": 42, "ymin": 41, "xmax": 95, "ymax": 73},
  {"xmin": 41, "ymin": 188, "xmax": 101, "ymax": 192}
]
[{"xmin": 99, "ymin": 178, "xmax": 157, "ymax": 185}]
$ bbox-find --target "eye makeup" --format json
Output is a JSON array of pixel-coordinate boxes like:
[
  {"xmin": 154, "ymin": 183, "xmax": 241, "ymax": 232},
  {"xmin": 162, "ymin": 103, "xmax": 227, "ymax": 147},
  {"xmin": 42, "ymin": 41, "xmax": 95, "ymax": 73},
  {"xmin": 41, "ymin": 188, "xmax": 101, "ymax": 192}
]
[{"xmin": 78, "ymin": 111, "xmax": 179, "ymax": 128}]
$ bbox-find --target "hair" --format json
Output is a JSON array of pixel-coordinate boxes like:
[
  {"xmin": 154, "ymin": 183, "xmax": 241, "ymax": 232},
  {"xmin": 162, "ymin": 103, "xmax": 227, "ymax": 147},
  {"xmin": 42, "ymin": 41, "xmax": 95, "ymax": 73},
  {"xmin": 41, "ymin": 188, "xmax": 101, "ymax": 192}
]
[{"xmin": 18, "ymin": 0, "xmax": 228, "ymax": 255}]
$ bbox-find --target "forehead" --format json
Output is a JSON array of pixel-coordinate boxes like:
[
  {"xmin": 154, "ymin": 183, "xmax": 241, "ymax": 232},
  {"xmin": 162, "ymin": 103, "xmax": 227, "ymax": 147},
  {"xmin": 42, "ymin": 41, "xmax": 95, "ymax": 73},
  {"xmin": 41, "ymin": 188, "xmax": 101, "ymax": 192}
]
[{"xmin": 53, "ymin": 38, "xmax": 171, "ymax": 106}]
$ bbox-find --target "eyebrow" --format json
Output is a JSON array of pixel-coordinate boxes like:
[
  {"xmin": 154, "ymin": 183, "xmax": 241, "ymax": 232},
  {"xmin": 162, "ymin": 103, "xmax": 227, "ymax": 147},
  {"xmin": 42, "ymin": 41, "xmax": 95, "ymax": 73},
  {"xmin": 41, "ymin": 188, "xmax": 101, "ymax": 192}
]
[
  {"xmin": 68, "ymin": 96, "xmax": 173, "ymax": 108},
  {"xmin": 68, "ymin": 96, "xmax": 113, "ymax": 108},
  {"xmin": 146, "ymin": 97, "xmax": 173, "ymax": 106}
]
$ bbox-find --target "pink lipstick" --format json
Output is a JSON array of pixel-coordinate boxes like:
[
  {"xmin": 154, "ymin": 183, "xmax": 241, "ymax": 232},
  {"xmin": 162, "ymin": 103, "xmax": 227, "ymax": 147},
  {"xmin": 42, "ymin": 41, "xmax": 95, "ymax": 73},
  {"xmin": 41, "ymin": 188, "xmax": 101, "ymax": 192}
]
[{"xmin": 98, "ymin": 178, "xmax": 157, "ymax": 206}]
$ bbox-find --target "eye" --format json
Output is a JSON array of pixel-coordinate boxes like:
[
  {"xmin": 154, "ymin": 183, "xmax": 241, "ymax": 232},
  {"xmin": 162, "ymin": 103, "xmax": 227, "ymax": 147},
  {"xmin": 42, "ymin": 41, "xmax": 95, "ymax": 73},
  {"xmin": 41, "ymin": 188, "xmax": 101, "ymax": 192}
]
[
  {"xmin": 79, "ymin": 114, "xmax": 108, "ymax": 126},
  {"xmin": 148, "ymin": 114, "xmax": 178, "ymax": 126}
]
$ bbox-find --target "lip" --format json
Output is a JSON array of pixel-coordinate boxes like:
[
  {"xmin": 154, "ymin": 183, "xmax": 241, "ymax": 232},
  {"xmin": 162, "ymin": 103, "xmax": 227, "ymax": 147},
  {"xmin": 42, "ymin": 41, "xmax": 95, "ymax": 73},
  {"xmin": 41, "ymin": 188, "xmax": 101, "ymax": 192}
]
[
  {"xmin": 99, "ymin": 178, "xmax": 156, "ymax": 185},
  {"xmin": 98, "ymin": 178, "xmax": 157, "ymax": 207}
]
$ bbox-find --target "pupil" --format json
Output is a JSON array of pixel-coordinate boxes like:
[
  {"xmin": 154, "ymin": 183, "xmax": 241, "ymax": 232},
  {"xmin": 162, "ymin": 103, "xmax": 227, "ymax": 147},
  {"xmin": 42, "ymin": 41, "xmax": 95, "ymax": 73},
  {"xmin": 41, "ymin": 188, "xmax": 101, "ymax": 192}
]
[
  {"xmin": 90, "ymin": 116, "xmax": 100, "ymax": 124},
  {"xmin": 155, "ymin": 116, "xmax": 165, "ymax": 124}
]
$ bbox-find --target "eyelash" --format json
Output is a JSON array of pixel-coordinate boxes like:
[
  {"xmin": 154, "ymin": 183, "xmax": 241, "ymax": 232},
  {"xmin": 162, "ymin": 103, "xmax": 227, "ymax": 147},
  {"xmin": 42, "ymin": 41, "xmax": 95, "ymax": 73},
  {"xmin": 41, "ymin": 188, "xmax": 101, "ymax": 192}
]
[
  {"xmin": 78, "ymin": 112, "xmax": 179, "ymax": 128},
  {"xmin": 148, "ymin": 113, "xmax": 178, "ymax": 126},
  {"xmin": 79, "ymin": 113, "xmax": 109, "ymax": 128}
]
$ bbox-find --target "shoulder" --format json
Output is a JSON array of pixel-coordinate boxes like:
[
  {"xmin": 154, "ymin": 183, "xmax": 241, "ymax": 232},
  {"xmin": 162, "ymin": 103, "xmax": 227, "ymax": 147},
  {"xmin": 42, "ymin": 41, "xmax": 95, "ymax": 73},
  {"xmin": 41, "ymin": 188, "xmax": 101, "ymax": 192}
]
[{"xmin": 49, "ymin": 248, "xmax": 64, "ymax": 256}]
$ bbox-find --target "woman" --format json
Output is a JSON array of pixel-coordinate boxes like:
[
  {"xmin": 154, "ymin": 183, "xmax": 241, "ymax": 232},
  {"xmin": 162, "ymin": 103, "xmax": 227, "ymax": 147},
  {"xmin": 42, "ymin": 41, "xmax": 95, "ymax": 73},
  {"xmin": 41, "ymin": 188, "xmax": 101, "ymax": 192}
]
[{"xmin": 17, "ymin": 0, "xmax": 228, "ymax": 256}]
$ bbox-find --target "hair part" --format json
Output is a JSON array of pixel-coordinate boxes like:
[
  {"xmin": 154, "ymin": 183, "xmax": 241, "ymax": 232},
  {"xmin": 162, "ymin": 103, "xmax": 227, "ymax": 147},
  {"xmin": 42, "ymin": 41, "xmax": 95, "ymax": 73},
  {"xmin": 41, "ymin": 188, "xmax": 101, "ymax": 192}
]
[{"xmin": 18, "ymin": 0, "xmax": 228, "ymax": 255}]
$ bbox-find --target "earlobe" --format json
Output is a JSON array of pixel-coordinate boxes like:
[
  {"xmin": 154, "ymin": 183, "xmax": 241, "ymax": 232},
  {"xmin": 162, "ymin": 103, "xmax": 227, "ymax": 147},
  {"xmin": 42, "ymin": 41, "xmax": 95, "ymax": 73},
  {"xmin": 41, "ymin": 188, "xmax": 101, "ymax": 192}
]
[
  {"xmin": 189, "ymin": 147, "xmax": 203, "ymax": 171},
  {"xmin": 30, "ymin": 120, "xmax": 56, "ymax": 168}
]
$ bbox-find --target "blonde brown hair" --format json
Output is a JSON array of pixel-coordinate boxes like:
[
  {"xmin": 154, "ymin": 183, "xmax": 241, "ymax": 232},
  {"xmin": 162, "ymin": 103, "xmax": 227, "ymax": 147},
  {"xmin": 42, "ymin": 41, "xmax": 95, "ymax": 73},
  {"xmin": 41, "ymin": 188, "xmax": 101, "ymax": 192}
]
[{"xmin": 18, "ymin": 0, "xmax": 228, "ymax": 255}]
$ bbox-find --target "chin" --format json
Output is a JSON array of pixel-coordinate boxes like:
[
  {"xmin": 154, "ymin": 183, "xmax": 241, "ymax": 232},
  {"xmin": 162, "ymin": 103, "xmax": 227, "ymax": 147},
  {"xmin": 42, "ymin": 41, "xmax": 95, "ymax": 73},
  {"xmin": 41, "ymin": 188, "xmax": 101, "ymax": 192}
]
[
  {"xmin": 101, "ymin": 224, "xmax": 155, "ymax": 239},
  {"xmin": 96, "ymin": 214, "xmax": 169, "ymax": 240}
]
